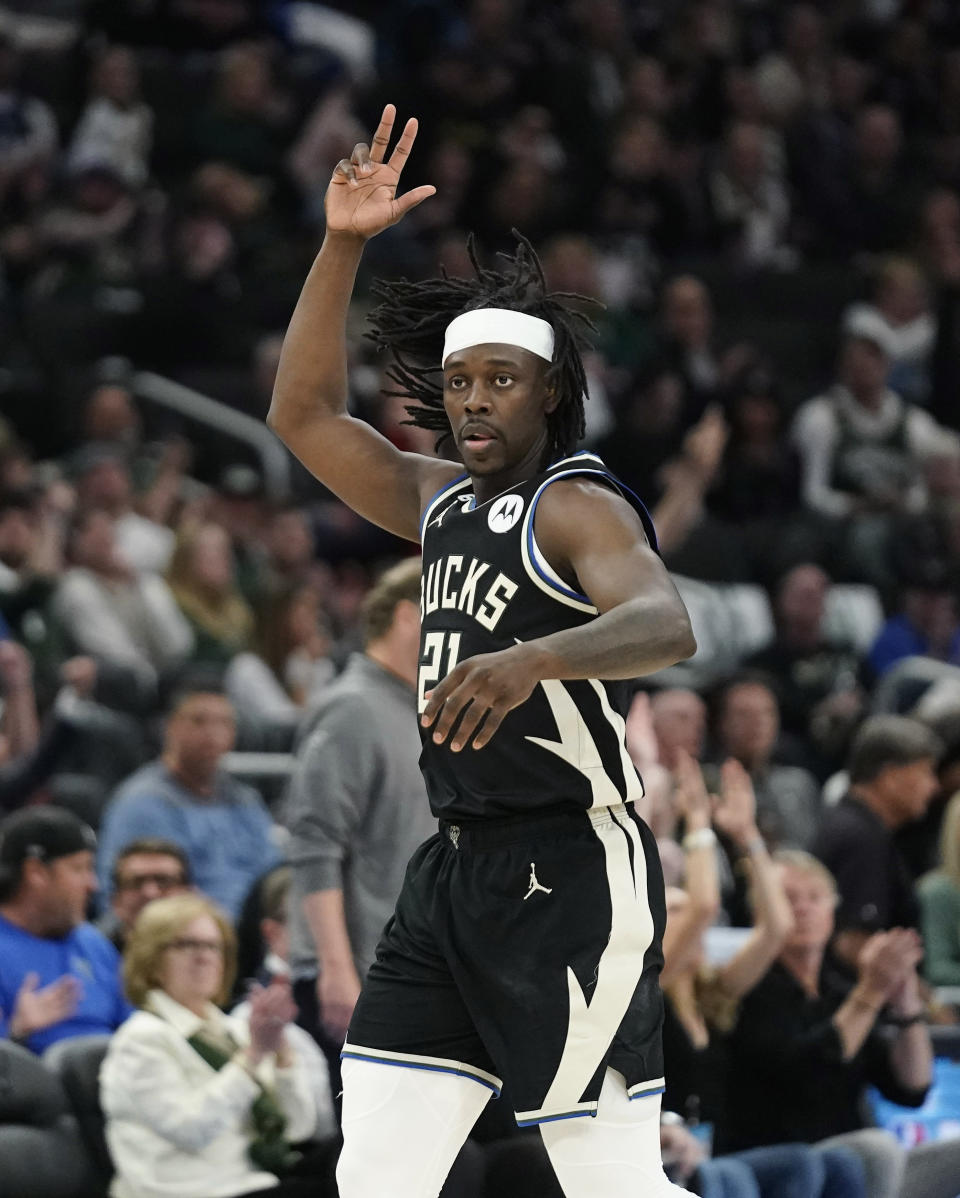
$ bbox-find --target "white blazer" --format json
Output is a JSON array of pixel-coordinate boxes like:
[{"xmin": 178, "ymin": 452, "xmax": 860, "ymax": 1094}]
[{"xmin": 100, "ymin": 990, "xmax": 318, "ymax": 1198}]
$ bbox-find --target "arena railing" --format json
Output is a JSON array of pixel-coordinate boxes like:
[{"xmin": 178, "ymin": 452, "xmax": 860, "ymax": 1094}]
[{"xmin": 131, "ymin": 371, "xmax": 292, "ymax": 502}]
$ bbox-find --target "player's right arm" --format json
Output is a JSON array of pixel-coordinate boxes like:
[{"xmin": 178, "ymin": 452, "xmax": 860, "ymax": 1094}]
[{"xmin": 267, "ymin": 105, "xmax": 458, "ymax": 542}]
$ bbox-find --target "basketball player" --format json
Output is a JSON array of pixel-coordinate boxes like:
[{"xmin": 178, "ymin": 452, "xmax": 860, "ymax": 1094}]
[{"xmin": 268, "ymin": 105, "xmax": 697, "ymax": 1198}]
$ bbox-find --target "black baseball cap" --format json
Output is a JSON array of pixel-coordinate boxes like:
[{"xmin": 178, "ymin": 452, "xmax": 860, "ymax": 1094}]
[{"xmin": 0, "ymin": 807, "xmax": 96, "ymax": 868}]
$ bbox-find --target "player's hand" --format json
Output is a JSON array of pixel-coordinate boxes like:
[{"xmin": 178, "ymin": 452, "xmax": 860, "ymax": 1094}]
[
  {"xmin": 9, "ymin": 972, "xmax": 81, "ymax": 1040},
  {"xmin": 317, "ymin": 963, "xmax": 362, "ymax": 1043},
  {"xmin": 420, "ymin": 644, "xmax": 543, "ymax": 751},
  {"xmin": 325, "ymin": 104, "xmax": 436, "ymax": 241}
]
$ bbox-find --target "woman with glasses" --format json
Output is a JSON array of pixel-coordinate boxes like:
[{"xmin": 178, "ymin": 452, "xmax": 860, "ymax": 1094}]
[{"xmin": 100, "ymin": 893, "xmax": 337, "ymax": 1198}]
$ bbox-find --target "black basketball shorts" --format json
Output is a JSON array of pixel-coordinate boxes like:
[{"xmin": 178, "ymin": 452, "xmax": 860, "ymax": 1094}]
[{"xmin": 343, "ymin": 801, "xmax": 667, "ymax": 1125}]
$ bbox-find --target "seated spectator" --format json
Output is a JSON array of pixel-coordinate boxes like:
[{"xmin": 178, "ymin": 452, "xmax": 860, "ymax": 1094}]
[
  {"xmin": 868, "ymin": 558, "xmax": 960, "ymax": 676},
  {"xmin": 70, "ymin": 441, "xmax": 175, "ymax": 575},
  {"xmin": 97, "ymin": 837, "xmax": 192, "ymax": 952},
  {"xmin": 660, "ymin": 754, "xmax": 864, "ymax": 1198},
  {"xmin": 842, "ymin": 257, "xmax": 935, "ymax": 407},
  {"xmin": 53, "ymin": 508, "xmax": 193, "ymax": 697},
  {"xmin": 711, "ymin": 675, "xmax": 821, "ymax": 848},
  {"xmin": 167, "ymin": 521, "xmax": 254, "ymax": 666},
  {"xmin": 0, "ymin": 642, "xmax": 104, "ymax": 814},
  {"xmin": 719, "ymin": 851, "xmax": 960, "ymax": 1198},
  {"xmin": 747, "ymin": 564, "xmax": 866, "ymax": 771},
  {"xmin": 232, "ymin": 866, "xmax": 337, "ymax": 1134},
  {"xmin": 226, "ymin": 585, "xmax": 335, "ymax": 727},
  {"xmin": 706, "ymin": 120, "xmax": 795, "ymax": 270},
  {"xmin": 649, "ymin": 688, "xmax": 707, "ymax": 769},
  {"xmin": 918, "ymin": 791, "xmax": 960, "ymax": 985},
  {"xmin": 67, "ymin": 44, "xmax": 153, "ymax": 190},
  {"xmin": 0, "ymin": 31, "xmax": 59, "ymax": 199},
  {"xmin": 790, "ymin": 318, "xmax": 948, "ymax": 589},
  {"xmin": 97, "ymin": 681, "xmax": 281, "ymax": 919},
  {"xmin": 101, "ymin": 893, "xmax": 336, "ymax": 1198},
  {"xmin": 813, "ymin": 716, "xmax": 941, "ymax": 966},
  {"xmin": 0, "ymin": 806, "xmax": 131, "ymax": 1053}
]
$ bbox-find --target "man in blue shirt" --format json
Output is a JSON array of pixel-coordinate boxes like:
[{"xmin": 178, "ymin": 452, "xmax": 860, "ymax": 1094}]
[
  {"xmin": 0, "ymin": 805, "xmax": 132, "ymax": 1053},
  {"xmin": 97, "ymin": 682, "xmax": 281, "ymax": 919}
]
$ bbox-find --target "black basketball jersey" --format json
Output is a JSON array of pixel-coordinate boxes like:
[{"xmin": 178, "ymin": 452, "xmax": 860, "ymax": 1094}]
[{"xmin": 417, "ymin": 451, "xmax": 657, "ymax": 821}]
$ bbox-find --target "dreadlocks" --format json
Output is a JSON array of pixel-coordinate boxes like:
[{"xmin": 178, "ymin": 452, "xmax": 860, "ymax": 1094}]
[{"xmin": 365, "ymin": 233, "xmax": 599, "ymax": 462}]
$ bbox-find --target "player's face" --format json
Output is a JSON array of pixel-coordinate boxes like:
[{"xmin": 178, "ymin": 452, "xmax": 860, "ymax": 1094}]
[{"xmin": 442, "ymin": 343, "xmax": 557, "ymax": 491}]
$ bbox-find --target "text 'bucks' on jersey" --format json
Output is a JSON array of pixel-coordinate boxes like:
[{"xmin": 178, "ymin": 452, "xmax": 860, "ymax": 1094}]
[{"xmin": 417, "ymin": 451, "xmax": 658, "ymax": 821}]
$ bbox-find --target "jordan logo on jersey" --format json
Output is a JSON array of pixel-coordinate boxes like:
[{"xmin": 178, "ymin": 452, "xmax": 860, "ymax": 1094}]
[
  {"xmin": 429, "ymin": 494, "xmax": 472, "ymax": 529},
  {"xmin": 488, "ymin": 494, "xmax": 524, "ymax": 532}
]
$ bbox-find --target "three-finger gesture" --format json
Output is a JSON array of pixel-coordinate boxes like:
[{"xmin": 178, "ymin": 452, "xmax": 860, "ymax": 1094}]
[{"xmin": 325, "ymin": 104, "xmax": 435, "ymax": 240}]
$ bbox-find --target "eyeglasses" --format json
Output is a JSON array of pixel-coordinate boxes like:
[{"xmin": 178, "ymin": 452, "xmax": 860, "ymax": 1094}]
[
  {"xmin": 165, "ymin": 939, "xmax": 224, "ymax": 955},
  {"xmin": 116, "ymin": 873, "xmax": 187, "ymax": 893}
]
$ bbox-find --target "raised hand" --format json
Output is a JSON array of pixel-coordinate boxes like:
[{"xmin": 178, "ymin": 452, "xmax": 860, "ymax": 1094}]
[
  {"xmin": 672, "ymin": 749, "xmax": 713, "ymax": 832},
  {"xmin": 325, "ymin": 103, "xmax": 436, "ymax": 241},
  {"xmin": 9, "ymin": 972, "xmax": 81, "ymax": 1040},
  {"xmin": 247, "ymin": 979, "xmax": 298, "ymax": 1060},
  {"xmin": 713, "ymin": 758, "xmax": 760, "ymax": 849}
]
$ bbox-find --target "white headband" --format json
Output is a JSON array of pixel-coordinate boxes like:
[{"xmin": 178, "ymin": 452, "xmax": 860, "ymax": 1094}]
[{"xmin": 442, "ymin": 308, "xmax": 555, "ymax": 367}]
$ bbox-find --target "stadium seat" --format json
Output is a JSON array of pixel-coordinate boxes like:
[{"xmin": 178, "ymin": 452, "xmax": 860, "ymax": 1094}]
[{"xmin": 43, "ymin": 1035, "xmax": 114, "ymax": 1187}]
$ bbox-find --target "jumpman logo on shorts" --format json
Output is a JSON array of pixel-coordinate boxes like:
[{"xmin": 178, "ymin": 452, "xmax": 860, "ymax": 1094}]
[{"xmin": 523, "ymin": 862, "xmax": 553, "ymax": 900}]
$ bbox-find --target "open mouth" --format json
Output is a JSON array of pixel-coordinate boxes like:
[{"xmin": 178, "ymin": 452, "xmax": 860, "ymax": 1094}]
[{"xmin": 461, "ymin": 425, "xmax": 498, "ymax": 450}]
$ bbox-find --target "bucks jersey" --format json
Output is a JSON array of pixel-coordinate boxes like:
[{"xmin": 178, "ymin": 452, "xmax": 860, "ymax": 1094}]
[{"xmin": 417, "ymin": 451, "xmax": 657, "ymax": 821}]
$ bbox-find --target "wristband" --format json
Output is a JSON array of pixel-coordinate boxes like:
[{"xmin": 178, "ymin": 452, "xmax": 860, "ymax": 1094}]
[
  {"xmin": 682, "ymin": 827, "xmax": 717, "ymax": 852},
  {"xmin": 884, "ymin": 1012, "xmax": 925, "ymax": 1028}
]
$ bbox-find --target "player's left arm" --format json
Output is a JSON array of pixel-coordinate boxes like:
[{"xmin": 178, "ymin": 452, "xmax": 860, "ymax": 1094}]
[{"xmin": 421, "ymin": 478, "xmax": 696, "ymax": 750}]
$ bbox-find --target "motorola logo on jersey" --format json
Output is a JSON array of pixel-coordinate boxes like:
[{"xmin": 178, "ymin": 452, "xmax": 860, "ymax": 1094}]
[{"xmin": 488, "ymin": 494, "xmax": 524, "ymax": 533}]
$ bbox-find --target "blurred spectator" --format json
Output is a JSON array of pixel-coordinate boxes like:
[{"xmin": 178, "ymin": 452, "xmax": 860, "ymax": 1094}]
[
  {"xmin": 719, "ymin": 851, "xmax": 960, "ymax": 1198},
  {"xmin": 167, "ymin": 521, "xmax": 254, "ymax": 666},
  {"xmin": 0, "ymin": 805, "xmax": 131, "ymax": 1053},
  {"xmin": 225, "ymin": 584, "xmax": 335, "ymax": 728},
  {"xmin": 259, "ymin": 505, "xmax": 326, "ymax": 600},
  {"xmin": 661, "ymin": 754, "xmax": 863, "ymax": 1197},
  {"xmin": 791, "ymin": 316, "xmax": 952, "ymax": 590},
  {"xmin": 747, "ymin": 565, "xmax": 866, "ymax": 770},
  {"xmin": 648, "ymin": 688, "xmax": 707, "ymax": 770},
  {"xmin": 918, "ymin": 791, "xmax": 960, "ymax": 985},
  {"xmin": 754, "ymin": 3, "xmax": 830, "ymax": 126},
  {"xmin": 657, "ymin": 275, "xmax": 725, "ymax": 421},
  {"xmin": 711, "ymin": 675, "xmax": 821, "ymax": 848},
  {"xmin": 706, "ymin": 120, "xmax": 795, "ymax": 270},
  {"xmin": 812, "ymin": 716, "xmax": 941, "ymax": 966},
  {"xmin": 285, "ymin": 558, "xmax": 430, "ymax": 1083},
  {"xmin": 792, "ymin": 318, "xmax": 946, "ymax": 522},
  {"xmin": 101, "ymin": 893, "xmax": 336, "ymax": 1198},
  {"xmin": 70, "ymin": 441, "xmax": 175, "ymax": 573},
  {"xmin": 0, "ymin": 645, "xmax": 103, "ymax": 814},
  {"xmin": 97, "ymin": 681, "xmax": 281, "ymax": 919},
  {"xmin": 192, "ymin": 42, "xmax": 292, "ymax": 180},
  {"xmin": 67, "ymin": 44, "xmax": 153, "ymax": 189},
  {"xmin": 0, "ymin": 30, "xmax": 58, "ymax": 200},
  {"xmin": 53, "ymin": 508, "xmax": 192, "ymax": 694},
  {"xmin": 707, "ymin": 360, "xmax": 802, "ymax": 535},
  {"xmin": 868, "ymin": 560, "xmax": 960, "ymax": 676},
  {"xmin": 842, "ymin": 257, "xmax": 935, "ymax": 406},
  {"xmin": 97, "ymin": 836, "xmax": 192, "ymax": 952},
  {"xmin": 231, "ymin": 867, "xmax": 337, "ymax": 1135}
]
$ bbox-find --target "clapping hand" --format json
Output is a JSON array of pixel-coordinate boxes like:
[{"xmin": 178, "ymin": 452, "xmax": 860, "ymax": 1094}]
[
  {"xmin": 247, "ymin": 980, "xmax": 297, "ymax": 1061},
  {"xmin": 9, "ymin": 973, "xmax": 81, "ymax": 1041},
  {"xmin": 673, "ymin": 750, "xmax": 713, "ymax": 832},
  {"xmin": 712, "ymin": 758, "xmax": 760, "ymax": 850},
  {"xmin": 858, "ymin": 928, "xmax": 924, "ymax": 1006},
  {"xmin": 325, "ymin": 104, "xmax": 436, "ymax": 241}
]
